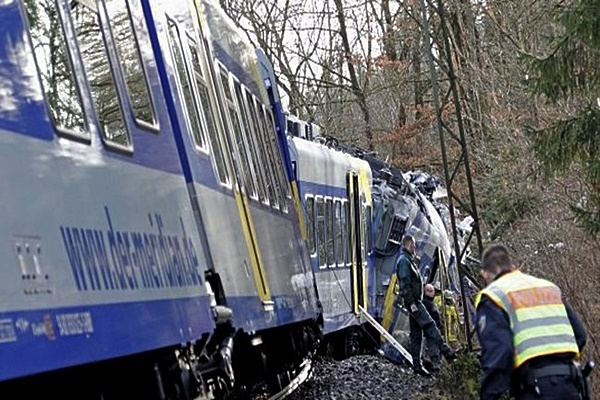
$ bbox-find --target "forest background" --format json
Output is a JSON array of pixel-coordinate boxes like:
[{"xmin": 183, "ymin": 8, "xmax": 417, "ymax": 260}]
[{"xmin": 219, "ymin": 0, "xmax": 600, "ymax": 395}]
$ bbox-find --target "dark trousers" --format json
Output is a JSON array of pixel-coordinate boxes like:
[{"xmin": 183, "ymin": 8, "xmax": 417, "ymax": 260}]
[
  {"xmin": 516, "ymin": 375, "xmax": 581, "ymax": 400},
  {"xmin": 408, "ymin": 301, "xmax": 450, "ymax": 368},
  {"xmin": 515, "ymin": 361, "xmax": 583, "ymax": 400}
]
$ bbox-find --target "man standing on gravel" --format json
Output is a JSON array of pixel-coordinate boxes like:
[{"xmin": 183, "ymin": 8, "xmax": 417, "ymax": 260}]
[
  {"xmin": 475, "ymin": 244, "xmax": 589, "ymax": 400},
  {"xmin": 396, "ymin": 235, "xmax": 456, "ymax": 376}
]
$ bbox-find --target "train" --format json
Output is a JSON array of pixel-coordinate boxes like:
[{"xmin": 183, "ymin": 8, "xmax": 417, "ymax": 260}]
[{"xmin": 0, "ymin": 0, "xmax": 471, "ymax": 398}]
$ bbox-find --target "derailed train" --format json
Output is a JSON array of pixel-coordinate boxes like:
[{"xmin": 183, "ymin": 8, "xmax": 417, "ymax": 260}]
[
  {"xmin": 0, "ymin": 0, "xmax": 469, "ymax": 398},
  {"xmin": 287, "ymin": 127, "xmax": 472, "ymax": 357}
]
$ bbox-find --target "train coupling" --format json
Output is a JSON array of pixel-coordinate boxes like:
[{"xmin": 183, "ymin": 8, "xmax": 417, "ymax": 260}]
[{"xmin": 213, "ymin": 305, "xmax": 233, "ymax": 325}]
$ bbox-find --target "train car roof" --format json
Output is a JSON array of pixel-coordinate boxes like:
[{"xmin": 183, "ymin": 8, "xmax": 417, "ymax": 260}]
[
  {"xmin": 196, "ymin": 0, "xmax": 268, "ymax": 101},
  {"xmin": 291, "ymin": 136, "xmax": 372, "ymax": 185}
]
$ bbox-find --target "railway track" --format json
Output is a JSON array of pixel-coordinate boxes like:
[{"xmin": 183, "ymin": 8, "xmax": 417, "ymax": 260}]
[{"xmin": 267, "ymin": 359, "xmax": 312, "ymax": 400}]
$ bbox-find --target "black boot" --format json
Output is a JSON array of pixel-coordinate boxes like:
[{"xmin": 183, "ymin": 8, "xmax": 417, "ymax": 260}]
[
  {"xmin": 442, "ymin": 346, "xmax": 457, "ymax": 363},
  {"xmin": 413, "ymin": 364, "xmax": 431, "ymax": 377}
]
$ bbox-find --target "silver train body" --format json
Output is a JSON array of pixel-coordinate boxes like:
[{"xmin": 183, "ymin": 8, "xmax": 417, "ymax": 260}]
[
  {"xmin": 0, "ymin": 0, "xmax": 319, "ymax": 397},
  {"xmin": 286, "ymin": 134, "xmax": 381, "ymax": 359},
  {"xmin": 284, "ymin": 118, "xmax": 469, "ymax": 358},
  {"xmin": 0, "ymin": 0, "xmax": 468, "ymax": 396}
]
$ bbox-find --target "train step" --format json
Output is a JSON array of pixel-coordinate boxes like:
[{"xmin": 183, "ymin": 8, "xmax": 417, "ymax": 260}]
[{"xmin": 358, "ymin": 306, "xmax": 413, "ymax": 365}]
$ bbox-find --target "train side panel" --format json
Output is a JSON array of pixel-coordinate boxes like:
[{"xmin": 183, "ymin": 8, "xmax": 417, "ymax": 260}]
[
  {"xmin": 145, "ymin": 0, "xmax": 319, "ymax": 334},
  {"xmin": 0, "ymin": 0, "xmax": 214, "ymax": 382},
  {"xmin": 142, "ymin": 0, "xmax": 321, "ymax": 393},
  {"xmin": 292, "ymin": 138, "xmax": 372, "ymax": 335},
  {"xmin": 198, "ymin": 0, "xmax": 319, "ymax": 329}
]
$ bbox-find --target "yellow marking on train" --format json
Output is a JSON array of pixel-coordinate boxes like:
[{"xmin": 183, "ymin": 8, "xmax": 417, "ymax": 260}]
[
  {"xmin": 290, "ymin": 181, "xmax": 307, "ymax": 240},
  {"xmin": 347, "ymin": 172, "xmax": 359, "ymax": 314},
  {"xmin": 382, "ymin": 274, "xmax": 398, "ymax": 332},
  {"xmin": 353, "ymin": 162, "xmax": 371, "ymax": 310},
  {"xmin": 233, "ymin": 185, "xmax": 271, "ymax": 301}
]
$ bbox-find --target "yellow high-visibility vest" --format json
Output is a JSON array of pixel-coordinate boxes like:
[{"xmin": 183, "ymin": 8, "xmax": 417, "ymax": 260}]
[
  {"xmin": 475, "ymin": 270, "xmax": 579, "ymax": 368},
  {"xmin": 434, "ymin": 295, "xmax": 459, "ymax": 343}
]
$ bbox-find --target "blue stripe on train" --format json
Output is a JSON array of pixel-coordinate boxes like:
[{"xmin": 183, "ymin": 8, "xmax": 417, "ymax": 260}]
[
  {"xmin": 0, "ymin": 296, "xmax": 214, "ymax": 381},
  {"xmin": 227, "ymin": 295, "xmax": 320, "ymax": 333},
  {"xmin": 323, "ymin": 312, "xmax": 361, "ymax": 334},
  {"xmin": 298, "ymin": 180, "xmax": 347, "ymax": 199}
]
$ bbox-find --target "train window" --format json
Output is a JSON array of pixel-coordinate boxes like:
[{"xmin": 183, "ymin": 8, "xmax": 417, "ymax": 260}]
[
  {"xmin": 186, "ymin": 37, "xmax": 229, "ymax": 184},
  {"xmin": 186, "ymin": 38, "xmax": 211, "ymax": 150},
  {"xmin": 305, "ymin": 196, "xmax": 316, "ymax": 255},
  {"xmin": 267, "ymin": 111, "xmax": 289, "ymax": 212},
  {"xmin": 364, "ymin": 205, "xmax": 372, "ymax": 255},
  {"xmin": 316, "ymin": 197, "xmax": 326, "ymax": 269},
  {"xmin": 244, "ymin": 93, "xmax": 271, "ymax": 205},
  {"xmin": 167, "ymin": 22, "xmax": 204, "ymax": 147},
  {"xmin": 23, "ymin": 0, "xmax": 88, "ymax": 139},
  {"xmin": 266, "ymin": 111, "xmax": 292, "ymax": 202},
  {"xmin": 248, "ymin": 98, "xmax": 278, "ymax": 208},
  {"xmin": 334, "ymin": 200, "xmax": 344, "ymax": 266},
  {"xmin": 360, "ymin": 205, "xmax": 367, "ymax": 263},
  {"xmin": 344, "ymin": 201, "xmax": 351, "ymax": 266},
  {"xmin": 105, "ymin": 0, "xmax": 156, "ymax": 130},
  {"xmin": 236, "ymin": 85, "xmax": 267, "ymax": 204},
  {"xmin": 184, "ymin": 35, "xmax": 209, "ymax": 150},
  {"xmin": 257, "ymin": 107, "xmax": 285, "ymax": 211},
  {"xmin": 70, "ymin": 1, "xmax": 130, "ymax": 149},
  {"xmin": 218, "ymin": 67, "xmax": 257, "ymax": 199},
  {"xmin": 338, "ymin": 200, "xmax": 346, "ymax": 266},
  {"xmin": 325, "ymin": 198, "xmax": 334, "ymax": 267}
]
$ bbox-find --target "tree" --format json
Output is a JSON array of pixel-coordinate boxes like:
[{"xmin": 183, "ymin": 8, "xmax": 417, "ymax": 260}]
[{"xmin": 526, "ymin": 0, "xmax": 600, "ymax": 237}]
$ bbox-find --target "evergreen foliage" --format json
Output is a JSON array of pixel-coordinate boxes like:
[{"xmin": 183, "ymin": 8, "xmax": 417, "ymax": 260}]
[{"xmin": 526, "ymin": 0, "xmax": 600, "ymax": 237}]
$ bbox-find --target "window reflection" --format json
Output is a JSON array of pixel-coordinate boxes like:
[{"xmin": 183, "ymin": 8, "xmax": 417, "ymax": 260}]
[
  {"xmin": 326, "ymin": 198, "xmax": 334, "ymax": 267},
  {"xmin": 24, "ymin": 0, "xmax": 86, "ymax": 136},
  {"xmin": 306, "ymin": 197, "xmax": 316, "ymax": 255},
  {"xmin": 235, "ymin": 83, "xmax": 266, "ymax": 202},
  {"xmin": 255, "ymin": 106, "xmax": 280, "ymax": 209},
  {"xmin": 317, "ymin": 197, "xmax": 326, "ymax": 268},
  {"xmin": 71, "ymin": 1, "xmax": 129, "ymax": 147},
  {"xmin": 105, "ymin": 0, "xmax": 155, "ymax": 128},
  {"xmin": 167, "ymin": 20, "xmax": 204, "ymax": 147},
  {"xmin": 219, "ymin": 69, "xmax": 257, "ymax": 199},
  {"xmin": 246, "ymin": 93, "xmax": 274, "ymax": 206},
  {"xmin": 335, "ymin": 200, "xmax": 343, "ymax": 266},
  {"xmin": 188, "ymin": 36, "xmax": 229, "ymax": 181}
]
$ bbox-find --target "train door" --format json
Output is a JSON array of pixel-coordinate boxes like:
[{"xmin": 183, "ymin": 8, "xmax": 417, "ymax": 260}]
[{"xmin": 347, "ymin": 172, "xmax": 367, "ymax": 314}]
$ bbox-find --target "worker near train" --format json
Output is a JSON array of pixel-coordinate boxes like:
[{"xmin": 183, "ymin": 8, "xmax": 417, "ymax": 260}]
[
  {"xmin": 475, "ymin": 243, "xmax": 591, "ymax": 400},
  {"xmin": 423, "ymin": 284, "xmax": 443, "ymax": 333},
  {"xmin": 396, "ymin": 235, "xmax": 456, "ymax": 376},
  {"xmin": 433, "ymin": 289, "xmax": 460, "ymax": 345},
  {"xmin": 422, "ymin": 283, "xmax": 446, "ymax": 367}
]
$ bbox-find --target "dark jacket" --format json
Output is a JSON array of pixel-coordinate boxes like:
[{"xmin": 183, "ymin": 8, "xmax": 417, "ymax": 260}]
[
  {"xmin": 396, "ymin": 248, "xmax": 423, "ymax": 306},
  {"xmin": 423, "ymin": 295, "xmax": 442, "ymax": 331},
  {"xmin": 475, "ymin": 273, "xmax": 587, "ymax": 400}
]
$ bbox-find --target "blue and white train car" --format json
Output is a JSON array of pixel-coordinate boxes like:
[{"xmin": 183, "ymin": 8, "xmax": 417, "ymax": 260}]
[
  {"xmin": 0, "ymin": 0, "xmax": 216, "ymax": 396},
  {"xmin": 288, "ymin": 135, "xmax": 375, "ymax": 357},
  {"xmin": 0, "ymin": 0, "xmax": 321, "ymax": 397},
  {"xmin": 145, "ymin": 0, "xmax": 321, "ymax": 390}
]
